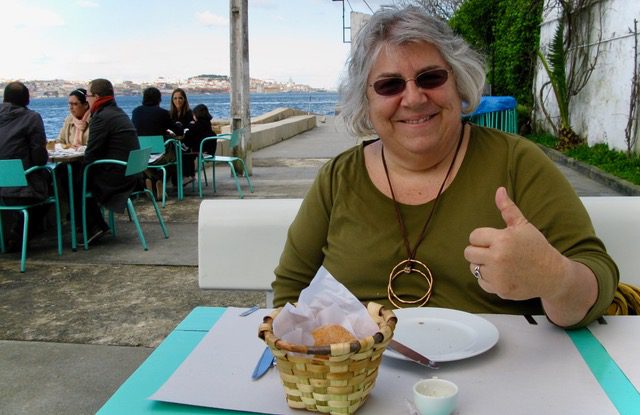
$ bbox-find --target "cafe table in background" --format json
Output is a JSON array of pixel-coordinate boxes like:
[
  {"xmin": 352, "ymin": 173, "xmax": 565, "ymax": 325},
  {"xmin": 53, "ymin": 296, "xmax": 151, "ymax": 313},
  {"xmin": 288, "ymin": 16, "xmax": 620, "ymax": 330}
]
[{"xmin": 97, "ymin": 307, "xmax": 639, "ymax": 414}]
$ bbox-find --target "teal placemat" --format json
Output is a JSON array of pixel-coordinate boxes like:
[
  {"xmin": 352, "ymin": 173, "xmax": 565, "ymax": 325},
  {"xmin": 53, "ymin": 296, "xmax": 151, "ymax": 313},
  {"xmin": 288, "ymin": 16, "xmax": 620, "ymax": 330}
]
[
  {"xmin": 98, "ymin": 307, "xmax": 243, "ymax": 414},
  {"xmin": 567, "ymin": 328, "xmax": 640, "ymax": 414}
]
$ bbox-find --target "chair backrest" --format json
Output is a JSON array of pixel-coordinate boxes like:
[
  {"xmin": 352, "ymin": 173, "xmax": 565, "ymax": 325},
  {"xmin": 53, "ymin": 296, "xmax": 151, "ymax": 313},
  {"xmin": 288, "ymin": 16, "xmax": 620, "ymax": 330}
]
[
  {"xmin": 125, "ymin": 147, "xmax": 152, "ymax": 176},
  {"xmin": 0, "ymin": 159, "xmax": 28, "ymax": 187},
  {"xmin": 138, "ymin": 135, "xmax": 165, "ymax": 154},
  {"xmin": 228, "ymin": 128, "xmax": 244, "ymax": 149}
]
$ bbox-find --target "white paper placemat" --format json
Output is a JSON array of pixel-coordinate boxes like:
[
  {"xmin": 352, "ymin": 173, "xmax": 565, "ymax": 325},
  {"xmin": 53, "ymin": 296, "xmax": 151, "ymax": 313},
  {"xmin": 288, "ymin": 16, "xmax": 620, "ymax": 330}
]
[{"xmin": 150, "ymin": 310, "xmax": 616, "ymax": 414}]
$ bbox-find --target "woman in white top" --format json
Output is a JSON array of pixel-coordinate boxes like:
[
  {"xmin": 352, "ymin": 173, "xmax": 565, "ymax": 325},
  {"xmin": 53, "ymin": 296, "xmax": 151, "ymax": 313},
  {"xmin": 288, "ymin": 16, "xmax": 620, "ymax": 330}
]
[{"xmin": 57, "ymin": 88, "xmax": 91, "ymax": 147}]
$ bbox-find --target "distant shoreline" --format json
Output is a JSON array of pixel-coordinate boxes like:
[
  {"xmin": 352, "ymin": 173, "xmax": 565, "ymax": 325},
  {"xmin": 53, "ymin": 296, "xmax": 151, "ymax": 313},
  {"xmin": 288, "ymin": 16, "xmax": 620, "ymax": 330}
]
[
  {"xmin": 1, "ymin": 76, "xmax": 336, "ymax": 99},
  {"xmin": 28, "ymin": 89, "xmax": 335, "ymax": 99}
]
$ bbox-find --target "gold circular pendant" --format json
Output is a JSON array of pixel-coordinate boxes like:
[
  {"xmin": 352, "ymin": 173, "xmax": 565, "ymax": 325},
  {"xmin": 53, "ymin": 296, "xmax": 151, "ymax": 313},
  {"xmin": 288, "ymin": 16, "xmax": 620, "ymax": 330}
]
[{"xmin": 387, "ymin": 258, "xmax": 433, "ymax": 308}]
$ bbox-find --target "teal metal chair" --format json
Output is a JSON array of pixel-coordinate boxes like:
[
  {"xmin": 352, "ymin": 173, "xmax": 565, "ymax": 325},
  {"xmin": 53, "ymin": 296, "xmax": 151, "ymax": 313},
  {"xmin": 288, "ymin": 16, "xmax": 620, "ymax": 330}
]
[
  {"xmin": 197, "ymin": 128, "xmax": 254, "ymax": 198},
  {"xmin": 0, "ymin": 160, "xmax": 63, "ymax": 272},
  {"xmin": 81, "ymin": 147, "xmax": 169, "ymax": 251},
  {"xmin": 138, "ymin": 135, "xmax": 183, "ymax": 207}
]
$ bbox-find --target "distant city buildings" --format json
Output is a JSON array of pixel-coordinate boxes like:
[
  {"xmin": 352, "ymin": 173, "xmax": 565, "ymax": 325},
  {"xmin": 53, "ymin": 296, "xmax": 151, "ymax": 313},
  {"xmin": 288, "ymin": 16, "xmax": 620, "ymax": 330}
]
[{"xmin": 0, "ymin": 74, "xmax": 328, "ymax": 98}]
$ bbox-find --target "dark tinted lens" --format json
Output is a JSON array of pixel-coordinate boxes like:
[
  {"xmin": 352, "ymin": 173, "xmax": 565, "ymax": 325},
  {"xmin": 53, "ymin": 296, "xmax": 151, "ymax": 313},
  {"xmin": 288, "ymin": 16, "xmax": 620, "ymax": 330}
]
[
  {"xmin": 415, "ymin": 69, "xmax": 449, "ymax": 89},
  {"xmin": 373, "ymin": 77, "xmax": 406, "ymax": 96}
]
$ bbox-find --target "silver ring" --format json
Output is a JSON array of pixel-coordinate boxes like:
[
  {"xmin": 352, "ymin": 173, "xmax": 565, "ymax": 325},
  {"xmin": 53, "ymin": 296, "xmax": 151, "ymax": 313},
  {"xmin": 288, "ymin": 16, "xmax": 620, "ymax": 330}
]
[{"xmin": 473, "ymin": 265, "xmax": 483, "ymax": 280}]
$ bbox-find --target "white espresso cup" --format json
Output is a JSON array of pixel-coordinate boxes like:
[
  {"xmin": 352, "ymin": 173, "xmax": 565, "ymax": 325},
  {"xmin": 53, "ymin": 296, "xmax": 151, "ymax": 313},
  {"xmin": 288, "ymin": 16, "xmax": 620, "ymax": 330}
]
[{"xmin": 413, "ymin": 377, "xmax": 458, "ymax": 415}]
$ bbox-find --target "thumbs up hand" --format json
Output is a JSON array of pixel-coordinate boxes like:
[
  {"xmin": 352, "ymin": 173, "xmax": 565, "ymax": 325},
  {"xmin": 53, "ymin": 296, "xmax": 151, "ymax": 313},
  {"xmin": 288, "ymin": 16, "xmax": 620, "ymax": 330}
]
[{"xmin": 464, "ymin": 187, "xmax": 568, "ymax": 301}]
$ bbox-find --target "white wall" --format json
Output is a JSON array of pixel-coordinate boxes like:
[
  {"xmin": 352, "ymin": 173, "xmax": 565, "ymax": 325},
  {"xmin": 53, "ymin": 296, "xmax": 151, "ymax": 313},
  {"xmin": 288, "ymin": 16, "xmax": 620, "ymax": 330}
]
[{"xmin": 533, "ymin": 0, "xmax": 640, "ymax": 151}]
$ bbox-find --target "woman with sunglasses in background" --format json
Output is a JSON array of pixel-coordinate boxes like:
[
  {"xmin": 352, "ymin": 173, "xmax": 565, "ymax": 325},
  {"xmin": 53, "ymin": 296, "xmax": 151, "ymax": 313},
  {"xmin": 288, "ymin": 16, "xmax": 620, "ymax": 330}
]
[
  {"xmin": 271, "ymin": 5, "xmax": 618, "ymax": 328},
  {"xmin": 56, "ymin": 88, "xmax": 91, "ymax": 147}
]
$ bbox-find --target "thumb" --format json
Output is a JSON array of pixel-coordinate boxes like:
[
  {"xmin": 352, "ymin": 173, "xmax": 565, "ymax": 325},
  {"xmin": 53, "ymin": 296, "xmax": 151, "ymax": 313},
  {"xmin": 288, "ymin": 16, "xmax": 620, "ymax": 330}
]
[{"xmin": 495, "ymin": 187, "xmax": 528, "ymax": 227}]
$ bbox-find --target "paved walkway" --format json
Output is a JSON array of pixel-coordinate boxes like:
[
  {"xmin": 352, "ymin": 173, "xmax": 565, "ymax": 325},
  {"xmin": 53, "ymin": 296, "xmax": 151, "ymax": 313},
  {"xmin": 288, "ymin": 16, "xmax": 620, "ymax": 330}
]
[{"xmin": 0, "ymin": 117, "xmax": 623, "ymax": 414}]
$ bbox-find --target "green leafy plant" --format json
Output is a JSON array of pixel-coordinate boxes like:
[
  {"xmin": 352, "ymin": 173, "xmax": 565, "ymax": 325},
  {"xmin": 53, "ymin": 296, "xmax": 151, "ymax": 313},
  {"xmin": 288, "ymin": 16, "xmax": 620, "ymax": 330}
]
[
  {"xmin": 450, "ymin": 0, "xmax": 543, "ymax": 130},
  {"xmin": 536, "ymin": 19, "xmax": 582, "ymax": 150}
]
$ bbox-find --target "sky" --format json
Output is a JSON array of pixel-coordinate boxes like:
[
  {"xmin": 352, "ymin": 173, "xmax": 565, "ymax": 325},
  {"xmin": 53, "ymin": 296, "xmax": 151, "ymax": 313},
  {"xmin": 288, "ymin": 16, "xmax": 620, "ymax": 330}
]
[{"xmin": 0, "ymin": 0, "xmax": 392, "ymax": 90}]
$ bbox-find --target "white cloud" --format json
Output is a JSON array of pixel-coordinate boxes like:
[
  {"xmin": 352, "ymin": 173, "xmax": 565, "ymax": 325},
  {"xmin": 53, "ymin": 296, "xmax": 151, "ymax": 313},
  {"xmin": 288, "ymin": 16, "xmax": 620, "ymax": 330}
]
[
  {"xmin": 76, "ymin": 0, "xmax": 99, "ymax": 8},
  {"xmin": 77, "ymin": 53, "xmax": 111, "ymax": 65},
  {"xmin": 0, "ymin": 3, "xmax": 64, "ymax": 31},
  {"xmin": 249, "ymin": 0, "xmax": 277, "ymax": 9},
  {"xmin": 195, "ymin": 10, "xmax": 226, "ymax": 28}
]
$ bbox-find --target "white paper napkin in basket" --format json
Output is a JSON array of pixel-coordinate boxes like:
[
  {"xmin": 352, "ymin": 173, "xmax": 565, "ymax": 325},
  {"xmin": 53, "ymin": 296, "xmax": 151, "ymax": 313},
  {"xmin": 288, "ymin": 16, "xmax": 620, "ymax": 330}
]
[{"xmin": 273, "ymin": 266, "xmax": 379, "ymax": 345}]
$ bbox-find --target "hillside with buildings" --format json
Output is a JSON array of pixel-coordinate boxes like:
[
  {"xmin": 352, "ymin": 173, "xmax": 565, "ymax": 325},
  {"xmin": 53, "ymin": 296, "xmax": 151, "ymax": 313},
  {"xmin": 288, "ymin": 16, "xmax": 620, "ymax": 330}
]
[{"xmin": 0, "ymin": 74, "xmax": 327, "ymax": 98}]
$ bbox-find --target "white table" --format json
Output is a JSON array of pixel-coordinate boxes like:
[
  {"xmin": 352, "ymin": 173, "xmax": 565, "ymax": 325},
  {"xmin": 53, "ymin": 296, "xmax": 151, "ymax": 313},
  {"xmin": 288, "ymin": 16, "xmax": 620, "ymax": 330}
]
[{"xmin": 99, "ymin": 308, "xmax": 640, "ymax": 414}]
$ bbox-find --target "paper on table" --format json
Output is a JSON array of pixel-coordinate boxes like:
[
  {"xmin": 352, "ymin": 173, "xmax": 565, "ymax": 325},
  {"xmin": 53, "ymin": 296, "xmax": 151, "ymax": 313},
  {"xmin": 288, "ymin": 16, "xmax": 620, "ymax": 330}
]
[
  {"xmin": 150, "ymin": 307, "xmax": 291, "ymax": 414},
  {"xmin": 150, "ymin": 310, "xmax": 616, "ymax": 414},
  {"xmin": 148, "ymin": 154, "xmax": 163, "ymax": 164},
  {"xmin": 273, "ymin": 266, "xmax": 379, "ymax": 345}
]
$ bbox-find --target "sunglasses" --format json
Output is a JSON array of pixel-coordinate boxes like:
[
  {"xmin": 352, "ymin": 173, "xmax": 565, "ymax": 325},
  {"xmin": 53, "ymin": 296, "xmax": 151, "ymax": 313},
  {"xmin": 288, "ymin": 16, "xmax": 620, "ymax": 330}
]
[{"xmin": 370, "ymin": 68, "xmax": 451, "ymax": 96}]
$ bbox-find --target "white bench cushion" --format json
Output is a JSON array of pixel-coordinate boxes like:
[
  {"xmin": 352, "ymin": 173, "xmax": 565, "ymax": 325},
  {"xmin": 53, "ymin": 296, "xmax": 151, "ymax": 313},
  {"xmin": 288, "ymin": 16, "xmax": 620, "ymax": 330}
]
[
  {"xmin": 198, "ymin": 199, "xmax": 302, "ymax": 290},
  {"xmin": 580, "ymin": 197, "xmax": 640, "ymax": 286},
  {"xmin": 198, "ymin": 197, "xmax": 639, "ymax": 291}
]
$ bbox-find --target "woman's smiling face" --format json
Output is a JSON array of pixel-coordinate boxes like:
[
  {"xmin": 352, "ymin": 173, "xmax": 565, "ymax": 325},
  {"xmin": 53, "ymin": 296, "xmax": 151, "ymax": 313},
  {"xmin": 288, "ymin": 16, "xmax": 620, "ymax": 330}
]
[
  {"xmin": 172, "ymin": 92, "xmax": 185, "ymax": 109},
  {"xmin": 366, "ymin": 41, "xmax": 462, "ymax": 158}
]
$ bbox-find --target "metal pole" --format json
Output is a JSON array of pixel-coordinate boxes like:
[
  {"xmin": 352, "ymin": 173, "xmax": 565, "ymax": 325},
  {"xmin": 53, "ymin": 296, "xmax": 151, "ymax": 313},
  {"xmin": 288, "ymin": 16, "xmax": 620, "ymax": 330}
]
[{"xmin": 230, "ymin": 0, "xmax": 252, "ymax": 174}]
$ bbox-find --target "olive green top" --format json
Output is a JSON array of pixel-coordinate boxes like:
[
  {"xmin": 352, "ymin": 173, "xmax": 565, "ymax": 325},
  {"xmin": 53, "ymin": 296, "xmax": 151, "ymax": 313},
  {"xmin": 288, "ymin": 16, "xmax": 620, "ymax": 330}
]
[{"xmin": 272, "ymin": 125, "xmax": 619, "ymax": 328}]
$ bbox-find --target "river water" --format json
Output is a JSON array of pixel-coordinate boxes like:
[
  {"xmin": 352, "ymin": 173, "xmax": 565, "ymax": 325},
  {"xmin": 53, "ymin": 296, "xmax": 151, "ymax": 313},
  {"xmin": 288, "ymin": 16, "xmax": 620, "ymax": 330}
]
[{"xmin": 29, "ymin": 91, "xmax": 339, "ymax": 139}]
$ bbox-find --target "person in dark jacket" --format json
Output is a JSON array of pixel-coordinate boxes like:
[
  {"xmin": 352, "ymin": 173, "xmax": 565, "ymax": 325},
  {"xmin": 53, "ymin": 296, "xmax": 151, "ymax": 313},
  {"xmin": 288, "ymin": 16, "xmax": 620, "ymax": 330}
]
[
  {"xmin": 0, "ymin": 82, "xmax": 49, "ymax": 201},
  {"xmin": 81, "ymin": 78, "xmax": 140, "ymax": 245},
  {"xmin": 168, "ymin": 88, "xmax": 193, "ymax": 186},
  {"xmin": 132, "ymin": 87, "xmax": 177, "ymax": 200},
  {"xmin": 169, "ymin": 88, "xmax": 193, "ymax": 134},
  {"xmin": 182, "ymin": 104, "xmax": 217, "ymax": 180},
  {"xmin": 131, "ymin": 87, "xmax": 174, "ymax": 136},
  {"xmin": 0, "ymin": 81, "xmax": 50, "ymax": 251}
]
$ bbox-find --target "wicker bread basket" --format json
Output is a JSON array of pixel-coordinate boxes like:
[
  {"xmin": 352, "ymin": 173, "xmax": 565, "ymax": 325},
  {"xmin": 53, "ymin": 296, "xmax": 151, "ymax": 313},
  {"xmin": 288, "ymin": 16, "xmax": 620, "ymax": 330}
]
[{"xmin": 258, "ymin": 302, "xmax": 397, "ymax": 415}]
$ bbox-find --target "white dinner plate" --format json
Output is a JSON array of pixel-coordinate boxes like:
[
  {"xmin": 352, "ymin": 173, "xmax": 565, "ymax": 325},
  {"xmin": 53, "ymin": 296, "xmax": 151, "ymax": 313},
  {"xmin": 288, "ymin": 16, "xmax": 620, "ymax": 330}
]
[{"xmin": 385, "ymin": 307, "xmax": 499, "ymax": 362}]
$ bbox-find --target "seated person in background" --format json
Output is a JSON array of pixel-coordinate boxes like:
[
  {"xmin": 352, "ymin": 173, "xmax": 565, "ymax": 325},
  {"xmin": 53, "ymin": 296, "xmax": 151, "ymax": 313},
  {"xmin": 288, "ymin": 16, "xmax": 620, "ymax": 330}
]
[
  {"xmin": 55, "ymin": 88, "xmax": 91, "ymax": 217},
  {"xmin": 169, "ymin": 88, "xmax": 193, "ymax": 135},
  {"xmin": 132, "ymin": 86, "xmax": 177, "ymax": 201},
  {"xmin": 168, "ymin": 88, "xmax": 193, "ymax": 187},
  {"xmin": 0, "ymin": 81, "xmax": 50, "ymax": 251},
  {"xmin": 56, "ymin": 88, "xmax": 91, "ymax": 148},
  {"xmin": 271, "ymin": 5, "xmax": 618, "ymax": 328},
  {"xmin": 182, "ymin": 104, "xmax": 217, "ymax": 183},
  {"xmin": 81, "ymin": 78, "xmax": 141, "ymax": 245}
]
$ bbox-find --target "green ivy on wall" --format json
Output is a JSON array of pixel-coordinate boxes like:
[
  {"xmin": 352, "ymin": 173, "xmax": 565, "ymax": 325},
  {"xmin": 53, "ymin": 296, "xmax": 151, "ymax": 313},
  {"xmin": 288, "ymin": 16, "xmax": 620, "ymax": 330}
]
[{"xmin": 449, "ymin": 0, "xmax": 543, "ymax": 116}]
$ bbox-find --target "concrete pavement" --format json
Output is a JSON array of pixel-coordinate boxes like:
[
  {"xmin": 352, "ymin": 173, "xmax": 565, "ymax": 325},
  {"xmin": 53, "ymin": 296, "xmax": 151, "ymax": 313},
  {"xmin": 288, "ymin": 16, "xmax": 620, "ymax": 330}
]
[{"xmin": 0, "ymin": 117, "xmax": 628, "ymax": 414}]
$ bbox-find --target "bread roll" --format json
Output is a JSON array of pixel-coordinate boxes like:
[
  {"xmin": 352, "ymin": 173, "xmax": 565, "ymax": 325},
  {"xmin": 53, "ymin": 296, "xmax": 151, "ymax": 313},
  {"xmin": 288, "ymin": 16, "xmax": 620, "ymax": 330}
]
[{"xmin": 312, "ymin": 324, "xmax": 356, "ymax": 346}]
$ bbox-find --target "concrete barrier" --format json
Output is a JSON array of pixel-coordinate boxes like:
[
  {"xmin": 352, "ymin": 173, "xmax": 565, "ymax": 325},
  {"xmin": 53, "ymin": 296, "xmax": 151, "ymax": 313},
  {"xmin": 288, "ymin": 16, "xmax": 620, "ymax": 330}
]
[{"xmin": 214, "ymin": 108, "xmax": 317, "ymax": 156}]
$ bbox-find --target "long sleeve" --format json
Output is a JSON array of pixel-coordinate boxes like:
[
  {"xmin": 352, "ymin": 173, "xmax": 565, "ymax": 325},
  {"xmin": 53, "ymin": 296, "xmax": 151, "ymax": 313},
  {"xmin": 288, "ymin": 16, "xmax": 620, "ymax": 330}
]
[
  {"xmin": 57, "ymin": 115, "xmax": 72, "ymax": 146},
  {"xmin": 84, "ymin": 111, "xmax": 109, "ymax": 165},
  {"xmin": 28, "ymin": 112, "xmax": 48, "ymax": 166}
]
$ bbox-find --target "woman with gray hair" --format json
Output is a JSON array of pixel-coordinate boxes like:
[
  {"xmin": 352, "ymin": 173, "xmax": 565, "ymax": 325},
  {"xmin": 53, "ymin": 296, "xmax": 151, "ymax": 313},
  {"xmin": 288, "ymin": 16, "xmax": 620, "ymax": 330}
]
[{"xmin": 272, "ymin": 5, "xmax": 617, "ymax": 328}]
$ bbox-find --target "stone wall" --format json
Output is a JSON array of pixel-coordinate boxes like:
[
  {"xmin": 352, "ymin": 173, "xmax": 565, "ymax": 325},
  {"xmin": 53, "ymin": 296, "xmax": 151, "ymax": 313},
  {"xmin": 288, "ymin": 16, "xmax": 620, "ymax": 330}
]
[
  {"xmin": 533, "ymin": 0, "xmax": 640, "ymax": 151},
  {"xmin": 214, "ymin": 108, "xmax": 317, "ymax": 156}
]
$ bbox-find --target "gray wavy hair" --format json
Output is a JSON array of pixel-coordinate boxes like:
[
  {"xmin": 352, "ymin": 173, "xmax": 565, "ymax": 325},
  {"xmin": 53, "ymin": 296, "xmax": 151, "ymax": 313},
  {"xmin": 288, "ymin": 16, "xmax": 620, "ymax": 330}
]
[{"xmin": 338, "ymin": 5, "xmax": 486, "ymax": 137}]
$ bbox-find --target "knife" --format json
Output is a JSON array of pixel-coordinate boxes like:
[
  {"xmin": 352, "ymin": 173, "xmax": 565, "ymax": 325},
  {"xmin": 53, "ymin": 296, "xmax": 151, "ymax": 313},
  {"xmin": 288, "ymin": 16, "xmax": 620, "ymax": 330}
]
[
  {"xmin": 388, "ymin": 339, "xmax": 438, "ymax": 369},
  {"xmin": 251, "ymin": 347, "xmax": 275, "ymax": 380}
]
